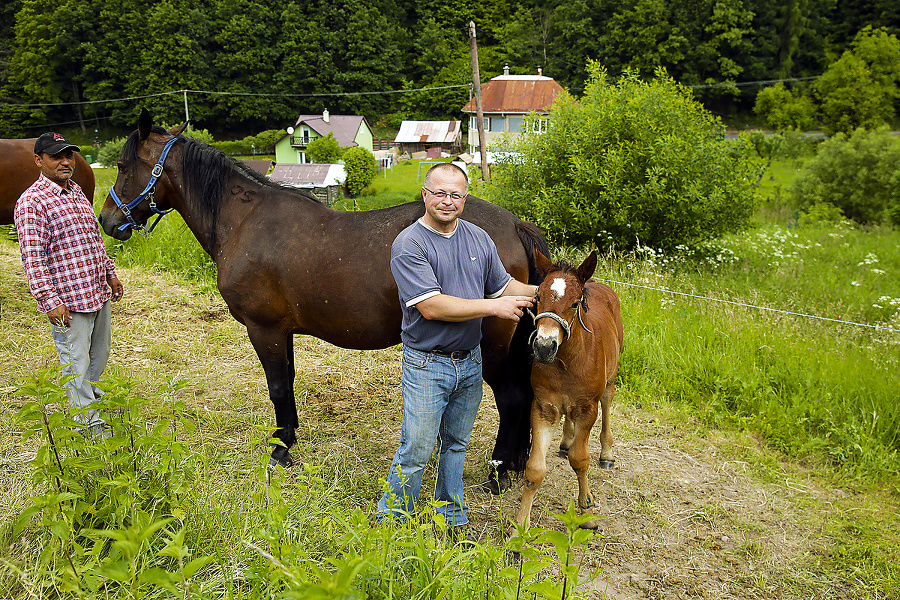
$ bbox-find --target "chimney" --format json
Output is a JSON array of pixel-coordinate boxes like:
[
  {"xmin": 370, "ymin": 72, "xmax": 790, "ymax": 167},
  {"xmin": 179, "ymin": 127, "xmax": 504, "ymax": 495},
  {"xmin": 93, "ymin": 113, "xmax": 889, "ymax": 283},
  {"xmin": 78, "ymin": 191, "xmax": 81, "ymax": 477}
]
[
  {"xmin": 537, "ymin": 66, "xmax": 542, "ymax": 76},
  {"xmin": 503, "ymin": 64, "xmax": 509, "ymax": 76},
  {"xmin": 323, "ymin": 109, "xmax": 330, "ymax": 123}
]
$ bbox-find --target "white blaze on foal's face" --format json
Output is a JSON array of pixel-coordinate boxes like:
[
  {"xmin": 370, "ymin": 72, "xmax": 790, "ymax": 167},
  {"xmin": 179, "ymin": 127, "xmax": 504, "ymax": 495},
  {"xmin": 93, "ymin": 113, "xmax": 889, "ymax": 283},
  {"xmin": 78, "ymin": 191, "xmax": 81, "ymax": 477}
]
[
  {"xmin": 536, "ymin": 277, "xmax": 568, "ymax": 343},
  {"xmin": 550, "ymin": 277, "xmax": 566, "ymax": 299}
]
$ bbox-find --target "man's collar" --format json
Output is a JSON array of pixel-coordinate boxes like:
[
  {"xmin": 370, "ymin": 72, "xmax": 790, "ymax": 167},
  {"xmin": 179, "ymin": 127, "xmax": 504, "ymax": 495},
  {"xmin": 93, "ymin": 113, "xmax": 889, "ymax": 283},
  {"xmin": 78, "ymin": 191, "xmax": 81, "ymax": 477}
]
[{"xmin": 417, "ymin": 217, "xmax": 458, "ymax": 238}]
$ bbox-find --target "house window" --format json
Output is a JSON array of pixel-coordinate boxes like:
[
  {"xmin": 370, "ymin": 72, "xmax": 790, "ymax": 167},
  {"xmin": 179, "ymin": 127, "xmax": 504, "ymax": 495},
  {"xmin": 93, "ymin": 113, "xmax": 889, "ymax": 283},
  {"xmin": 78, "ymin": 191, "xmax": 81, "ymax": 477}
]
[
  {"xmin": 528, "ymin": 118, "xmax": 548, "ymax": 133},
  {"xmin": 508, "ymin": 117, "xmax": 525, "ymax": 133}
]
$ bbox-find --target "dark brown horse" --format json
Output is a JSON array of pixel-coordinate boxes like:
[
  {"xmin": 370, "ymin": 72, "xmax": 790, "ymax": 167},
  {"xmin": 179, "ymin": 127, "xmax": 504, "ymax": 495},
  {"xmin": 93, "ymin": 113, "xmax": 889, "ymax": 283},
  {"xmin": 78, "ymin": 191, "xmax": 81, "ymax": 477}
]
[
  {"xmin": 99, "ymin": 110, "xmax": 547, "ymax": 490},
  {"xmin": 1, "ymin": 138, "xmax": 96, "ymax": 224},
  {"xmin": 514, "ymin": 250, "xmax": 623, "ymax": 531}
]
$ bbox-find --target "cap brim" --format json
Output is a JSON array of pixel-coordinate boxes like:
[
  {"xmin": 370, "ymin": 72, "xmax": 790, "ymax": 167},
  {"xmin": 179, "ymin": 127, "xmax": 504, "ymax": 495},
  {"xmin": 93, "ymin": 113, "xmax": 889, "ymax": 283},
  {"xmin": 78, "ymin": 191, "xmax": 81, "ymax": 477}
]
[{"xmin": 40, "ymin": 143, "xmax": 81, "ymax": 155}]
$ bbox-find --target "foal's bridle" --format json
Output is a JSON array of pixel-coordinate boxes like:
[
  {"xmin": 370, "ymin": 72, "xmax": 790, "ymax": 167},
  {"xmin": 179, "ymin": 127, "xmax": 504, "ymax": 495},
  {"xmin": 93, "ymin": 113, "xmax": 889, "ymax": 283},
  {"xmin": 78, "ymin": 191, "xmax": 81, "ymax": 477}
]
[
  {"xmin": 107, "ymin": 136, "xmax": 179, "ymax": 234},
  {"xmin": 530, "ymin": 289, "xmax": 593, "ymax": 342}
]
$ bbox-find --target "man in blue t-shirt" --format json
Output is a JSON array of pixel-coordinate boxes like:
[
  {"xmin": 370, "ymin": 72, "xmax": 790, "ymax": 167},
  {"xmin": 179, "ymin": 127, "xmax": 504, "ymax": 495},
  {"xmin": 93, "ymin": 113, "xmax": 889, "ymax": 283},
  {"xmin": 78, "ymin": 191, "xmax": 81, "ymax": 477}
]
[{"xmin": 377, "ymin": 163, "xmax": 536, "ymax": 536}]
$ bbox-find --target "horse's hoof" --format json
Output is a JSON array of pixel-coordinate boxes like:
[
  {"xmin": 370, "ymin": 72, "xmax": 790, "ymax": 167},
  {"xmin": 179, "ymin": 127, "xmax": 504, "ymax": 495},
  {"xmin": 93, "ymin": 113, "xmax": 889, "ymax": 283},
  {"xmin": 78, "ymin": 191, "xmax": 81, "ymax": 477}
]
[
  {"xmin": 598, "ymin": 459, "xmax": 615, "ymax": 470},
  {"xmin": 579, "ymin": 518, "xmax": 601, "ymax": 530},
  {"xmin": 479, "ymin": 469, "xmax": 511, "ymax": 495},
  {"xmin": 269, "ymin": 445, "xmax": 294, "ymax": 468},
  {"xmin": 558, "ymin": 446, "xmax": 570, "ymax": 458}
]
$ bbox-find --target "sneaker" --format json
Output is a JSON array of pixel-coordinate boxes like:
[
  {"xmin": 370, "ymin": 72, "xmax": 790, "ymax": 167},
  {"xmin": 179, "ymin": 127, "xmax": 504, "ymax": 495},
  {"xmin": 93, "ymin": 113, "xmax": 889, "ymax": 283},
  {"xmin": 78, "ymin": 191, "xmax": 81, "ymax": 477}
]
[
  {"xmin": 447, "ymin": 524, "xmax": 476, "ymax": 546},
  {"xmin": 78, "ymin": 421, "xmax": 112, "ymax": 440}
]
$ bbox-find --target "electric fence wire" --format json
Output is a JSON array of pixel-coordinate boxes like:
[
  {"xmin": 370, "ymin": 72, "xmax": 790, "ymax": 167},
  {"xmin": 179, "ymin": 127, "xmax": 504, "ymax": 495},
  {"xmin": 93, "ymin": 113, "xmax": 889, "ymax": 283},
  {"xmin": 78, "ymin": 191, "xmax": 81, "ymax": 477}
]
[{"xmin": 597, "ymin": 278, "xmax": 900, "ymax": 334}]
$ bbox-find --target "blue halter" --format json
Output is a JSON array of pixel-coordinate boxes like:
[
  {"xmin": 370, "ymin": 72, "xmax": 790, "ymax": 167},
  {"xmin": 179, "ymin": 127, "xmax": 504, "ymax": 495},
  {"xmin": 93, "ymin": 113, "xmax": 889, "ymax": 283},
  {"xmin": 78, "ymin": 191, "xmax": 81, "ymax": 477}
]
[{"xmin": 107, "ymin": 136, "xmax": 179, "ymax": 234}]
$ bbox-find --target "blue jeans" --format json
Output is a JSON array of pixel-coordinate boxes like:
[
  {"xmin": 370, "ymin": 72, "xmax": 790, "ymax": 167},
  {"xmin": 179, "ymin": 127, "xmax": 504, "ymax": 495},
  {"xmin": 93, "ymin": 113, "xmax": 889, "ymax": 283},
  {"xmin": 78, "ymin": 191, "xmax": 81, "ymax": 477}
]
[{"xmin": 377, "ymin": 345, "xmax": 483, "ymax": 527}]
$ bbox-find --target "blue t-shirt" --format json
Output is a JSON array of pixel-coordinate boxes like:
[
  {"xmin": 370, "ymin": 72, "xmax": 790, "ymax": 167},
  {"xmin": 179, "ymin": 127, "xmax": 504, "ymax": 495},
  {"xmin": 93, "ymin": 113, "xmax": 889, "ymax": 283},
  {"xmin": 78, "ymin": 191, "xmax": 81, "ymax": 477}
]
[{"xmin": 390, "ymin": 218, "xmax": 512, "ymax": 352}]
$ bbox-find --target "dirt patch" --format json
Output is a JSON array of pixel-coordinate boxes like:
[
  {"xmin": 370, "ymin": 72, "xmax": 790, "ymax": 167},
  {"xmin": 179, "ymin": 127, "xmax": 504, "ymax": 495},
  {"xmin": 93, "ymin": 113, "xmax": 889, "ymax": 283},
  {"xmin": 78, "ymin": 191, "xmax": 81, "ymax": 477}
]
[{"xmin": 0, "ymin": 242, "xmax": 886, "ymax": 599}]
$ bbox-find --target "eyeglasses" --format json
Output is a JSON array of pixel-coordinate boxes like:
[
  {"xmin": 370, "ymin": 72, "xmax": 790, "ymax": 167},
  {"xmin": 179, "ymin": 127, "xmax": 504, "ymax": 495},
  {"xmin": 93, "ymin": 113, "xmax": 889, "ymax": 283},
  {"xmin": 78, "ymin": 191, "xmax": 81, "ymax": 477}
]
[{"xmin": 423, "ymin": 186, "xmax": 467, "ymax": 201}]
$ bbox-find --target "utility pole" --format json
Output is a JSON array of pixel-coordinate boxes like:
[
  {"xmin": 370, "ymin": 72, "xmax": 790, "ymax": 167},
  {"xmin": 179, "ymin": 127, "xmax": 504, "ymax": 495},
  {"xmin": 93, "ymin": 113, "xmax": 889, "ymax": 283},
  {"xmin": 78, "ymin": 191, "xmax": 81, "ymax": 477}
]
[
  {"xmin": 182, "ymin": 90, "xmax": 191, "ymax": 131},
  {"xmin": 468, "ymin": 21, "xmax": 489, "ymax": 181}
]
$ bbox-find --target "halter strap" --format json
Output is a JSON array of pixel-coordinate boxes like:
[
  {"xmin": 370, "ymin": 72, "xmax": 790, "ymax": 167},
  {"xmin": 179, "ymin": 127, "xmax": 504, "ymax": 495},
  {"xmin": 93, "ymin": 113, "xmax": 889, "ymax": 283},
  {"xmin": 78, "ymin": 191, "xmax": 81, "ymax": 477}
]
[
  {"xmin": 107, "ymin": 136, "xmax": 179, "ymax": 234},
  {"xmin": 529, "ymin": 289, "xmax": 594, "ymax": 342}
]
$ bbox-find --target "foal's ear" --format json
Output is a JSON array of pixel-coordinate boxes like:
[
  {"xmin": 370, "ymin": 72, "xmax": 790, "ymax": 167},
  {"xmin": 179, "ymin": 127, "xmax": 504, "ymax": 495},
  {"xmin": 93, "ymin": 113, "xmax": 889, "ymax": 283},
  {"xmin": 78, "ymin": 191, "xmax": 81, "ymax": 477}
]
[
  {"xmin": 576, "ymin": 250, "xmax": 598, "ymax": 283},
  {"xmin": 169, "ymin": 121, "xmax": 190, "ymax": 136},
  {"xmin": 534, "ymin": 248, "xmax": 554, "ymax": 277},
  {"xmin": 138, "ymin": 108, "xmax": 153, "ymax": 141}
]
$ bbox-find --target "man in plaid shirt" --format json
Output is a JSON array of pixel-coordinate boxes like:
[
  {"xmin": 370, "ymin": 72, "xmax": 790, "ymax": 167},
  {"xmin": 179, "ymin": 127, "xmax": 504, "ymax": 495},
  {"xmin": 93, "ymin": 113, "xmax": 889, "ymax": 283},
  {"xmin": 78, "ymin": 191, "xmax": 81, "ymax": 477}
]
[{"xmin": 15, "ymin": 132, "xmax": 124, "ymax": 437}]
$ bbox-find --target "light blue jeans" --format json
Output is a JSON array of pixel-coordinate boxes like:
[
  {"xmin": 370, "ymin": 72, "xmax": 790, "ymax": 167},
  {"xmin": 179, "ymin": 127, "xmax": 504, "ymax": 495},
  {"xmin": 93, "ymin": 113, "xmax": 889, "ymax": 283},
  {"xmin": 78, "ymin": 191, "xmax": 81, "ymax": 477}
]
[
  {"xmin": 51, "ymin": 301, "xmax": 111, "ymax": 426},
  {"xmin": 377, "ymin": 345, "xmax": 484, "ymax": 527}
]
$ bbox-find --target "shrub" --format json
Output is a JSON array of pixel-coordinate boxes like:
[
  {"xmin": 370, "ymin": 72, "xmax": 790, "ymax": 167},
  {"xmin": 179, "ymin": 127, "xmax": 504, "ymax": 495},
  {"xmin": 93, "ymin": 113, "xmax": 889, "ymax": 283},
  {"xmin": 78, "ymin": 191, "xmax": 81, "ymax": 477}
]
[
  {"xmin": 343, "ymin": 146, "xmax": 377, "ymax": 197},
  {"xmin": 753, "ymin": 83, "xmax": 816, "ymax": 131},
  {"xmin": 98, "ymin": 136, "xmax": 127, "ymax": 167},
  {"xmin": 489, "ymin": 63, "xmax": 762, "ymax": 252},
  {"xmin": 307, "ymin": 133, "xmax": 343, "ymax": 163},
  {"xmin": 789, "ymin": 129, "xmax": 900, "ymax": 225},
  {"xmin": 813, "ymin": 27, "xmax": 900, "ymax": 136}
]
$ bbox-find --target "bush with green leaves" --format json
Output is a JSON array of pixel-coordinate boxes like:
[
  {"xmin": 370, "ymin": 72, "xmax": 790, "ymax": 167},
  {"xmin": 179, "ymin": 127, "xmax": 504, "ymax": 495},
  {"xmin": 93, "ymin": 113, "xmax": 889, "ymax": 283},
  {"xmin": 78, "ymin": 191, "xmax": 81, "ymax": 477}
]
[
  {"xmin": 789, "ymin": 128, "xmax": 900, "ymax": 225},
  {"xmin": 343, "ymin": 146, "xmax": 378, "ymax": 197},
  {"xmin": 98, "ymin": 137, "xmax": 127, "ymax": 168},
  {"xmin": 307, "ymin": 132, "xmax": 343, "ymax": 164},
  {"xmin": 489, "ymin": 63, "xmax": 762, "ymax": 252},
  {"xmin": 813, "ymin": 27, "xmax": 900, "ymax": 136},
  {"xmin": 753, "ymin": 83, "xmax": 816, "ymax": 131}
]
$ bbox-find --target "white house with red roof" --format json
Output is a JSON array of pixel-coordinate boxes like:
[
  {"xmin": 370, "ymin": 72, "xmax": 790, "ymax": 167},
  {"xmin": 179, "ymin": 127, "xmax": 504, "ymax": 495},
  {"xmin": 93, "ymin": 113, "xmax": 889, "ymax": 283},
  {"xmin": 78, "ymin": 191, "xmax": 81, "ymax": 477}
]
[{"xmin": 461, "ymin": 67, "xmax": 565, "ymax": 155}]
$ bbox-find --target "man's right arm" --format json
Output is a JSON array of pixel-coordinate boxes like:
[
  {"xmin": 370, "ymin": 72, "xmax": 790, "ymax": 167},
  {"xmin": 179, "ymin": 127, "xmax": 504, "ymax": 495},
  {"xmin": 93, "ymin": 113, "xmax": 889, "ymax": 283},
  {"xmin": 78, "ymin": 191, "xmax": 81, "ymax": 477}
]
[
  {"xmin": 415, "ymin": 293, "xmax": 533, "ymax": 323},
  {"xmin": 15, "ymin": 199, "xmax": 62, "ymax": 313}
]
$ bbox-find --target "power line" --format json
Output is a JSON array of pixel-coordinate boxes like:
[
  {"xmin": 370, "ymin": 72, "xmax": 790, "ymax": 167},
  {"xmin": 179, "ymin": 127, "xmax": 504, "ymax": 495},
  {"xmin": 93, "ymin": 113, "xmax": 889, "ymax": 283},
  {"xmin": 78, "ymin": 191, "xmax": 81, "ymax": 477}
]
[
  {"xmin": 688, "ymin": 75, "xmax": 821, "ymax": 89},
  {"xmin": 0, "ymin": 84, "xmax": 471, "ymax": 109}
]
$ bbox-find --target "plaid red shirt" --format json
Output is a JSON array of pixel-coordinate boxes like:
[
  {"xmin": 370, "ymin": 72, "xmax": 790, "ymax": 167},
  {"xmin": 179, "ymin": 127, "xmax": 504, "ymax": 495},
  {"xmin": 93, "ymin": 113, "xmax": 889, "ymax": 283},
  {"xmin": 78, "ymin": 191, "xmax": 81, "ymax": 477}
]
[{"xmin": 15, "ymin": 173, "xmax": 117, "ymax": 314}]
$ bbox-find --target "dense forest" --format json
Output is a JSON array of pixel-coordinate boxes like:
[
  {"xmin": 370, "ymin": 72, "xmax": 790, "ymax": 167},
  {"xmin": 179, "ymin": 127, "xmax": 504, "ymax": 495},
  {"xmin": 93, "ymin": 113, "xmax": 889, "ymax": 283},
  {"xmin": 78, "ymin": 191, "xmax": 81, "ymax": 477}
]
[{"xmin": 0, "ymin": 0, "xmax": 898, "ymax": 139}]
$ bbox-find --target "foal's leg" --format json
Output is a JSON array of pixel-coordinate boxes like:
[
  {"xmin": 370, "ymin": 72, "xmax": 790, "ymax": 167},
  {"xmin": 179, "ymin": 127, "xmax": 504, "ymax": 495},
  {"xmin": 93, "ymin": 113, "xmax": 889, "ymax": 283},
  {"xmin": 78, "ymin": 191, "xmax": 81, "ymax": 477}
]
[
  {"xmin": 598, "ymin": 381, "xmax": 616, "ymax": 469},
  {"xmin": 569, "ymin": 402, "xmax": 601, "ymax": 530},
  {"xmin": 514, "ymin": 402, "xmax": 558, "ymax": 530},
  {"xmin": 246, "ymin": 324, "xmax": 298, "ymax": 467}
]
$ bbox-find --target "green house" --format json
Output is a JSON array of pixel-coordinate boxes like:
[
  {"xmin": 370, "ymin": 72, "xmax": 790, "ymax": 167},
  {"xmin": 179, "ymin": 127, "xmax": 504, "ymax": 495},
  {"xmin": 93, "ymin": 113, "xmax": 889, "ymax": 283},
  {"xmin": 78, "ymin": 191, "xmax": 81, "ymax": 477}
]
[{"xmin": 274, "ymin": 110, "xmax": 374, "ymax": 164}]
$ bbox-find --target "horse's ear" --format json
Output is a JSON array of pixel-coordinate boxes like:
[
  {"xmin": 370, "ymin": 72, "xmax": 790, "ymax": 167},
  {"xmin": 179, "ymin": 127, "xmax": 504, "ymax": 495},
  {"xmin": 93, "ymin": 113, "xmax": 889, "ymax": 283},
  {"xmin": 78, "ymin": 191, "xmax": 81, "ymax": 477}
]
[
  {"xmin": 534, "ymin": 248, "xmax": 554, "ymax": 277},
  {"xmin": 169, "ymin": 121, "xmax": 190, "ymax": 136},
  {"xmin": 138, "ymin": 108, "xmax": 153, "ymax": 140},
  {"xmin": 577, "ymin": 250, "xmax": 597, "ymax": 283}
]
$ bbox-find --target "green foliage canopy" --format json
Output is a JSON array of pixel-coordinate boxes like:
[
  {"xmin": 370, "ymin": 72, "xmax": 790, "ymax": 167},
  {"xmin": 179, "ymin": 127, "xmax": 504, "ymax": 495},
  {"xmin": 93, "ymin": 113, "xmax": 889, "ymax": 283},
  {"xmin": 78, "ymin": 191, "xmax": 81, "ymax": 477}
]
[
  {"xmin": 489, "ymin": 63, "xmax": 762, "ymax": 252},
  {"xmin": 753, "ymin": 82, "xmax": 816, "ymax": 131},
  {"xmin": 342, "ymin": 146, "xmax": 377, "ymax": 196},
  {"xmin": 813, "ymin": 27, "xmax": 900, "ymax": 136},
  {"xmin": 306, "ymin": 132, "xmax": 343, "ymax": 163},
  {"xmin": 789, "ymin": 129, "xmax": 900, "ymax": 225}
]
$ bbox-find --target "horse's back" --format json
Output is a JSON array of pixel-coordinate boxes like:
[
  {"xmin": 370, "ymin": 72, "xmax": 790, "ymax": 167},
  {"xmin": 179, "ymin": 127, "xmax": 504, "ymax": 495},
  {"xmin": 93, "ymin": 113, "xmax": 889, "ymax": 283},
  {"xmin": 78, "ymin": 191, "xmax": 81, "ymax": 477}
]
[
  {"xmin": 586, "ymin": 280, "xmax": 624, "ymax": 373},
  {"xmin": 0, "ymin": 138, "xmax": 96, "ymax": 224}
]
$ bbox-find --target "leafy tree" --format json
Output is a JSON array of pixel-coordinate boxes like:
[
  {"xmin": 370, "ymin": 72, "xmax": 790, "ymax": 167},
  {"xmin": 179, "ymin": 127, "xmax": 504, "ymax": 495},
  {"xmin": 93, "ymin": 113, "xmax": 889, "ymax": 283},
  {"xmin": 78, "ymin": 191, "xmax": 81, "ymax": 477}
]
[
  {"xmin": 753, "ymin": 82, "xmax": 815, "ymax": 130},
  {"xmin": 342, "ymin": 146, "xmax": 377, "ymax": 196},
  {"xmin": 489, "ymin": 63, "xmax": 762, "ymax": 252},
  {"xmin": 789, "ymin": 129, "xmax": 900, "ymax": 225},
  {"xmin": 307, "ymin": 133, "xmax": 343, "ymax": 163},
  {"xmin": 814, "ymin": 27, "xmax": 900, "ymax": 135}
]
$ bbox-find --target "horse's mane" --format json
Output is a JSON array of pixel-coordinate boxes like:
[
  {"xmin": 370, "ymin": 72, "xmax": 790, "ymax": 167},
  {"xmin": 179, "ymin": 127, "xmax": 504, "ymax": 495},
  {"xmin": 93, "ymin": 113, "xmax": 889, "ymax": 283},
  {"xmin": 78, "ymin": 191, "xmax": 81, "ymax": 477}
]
[{"xmin": 123, "ymin": 126, "xmax": 321, "ymax": 251}]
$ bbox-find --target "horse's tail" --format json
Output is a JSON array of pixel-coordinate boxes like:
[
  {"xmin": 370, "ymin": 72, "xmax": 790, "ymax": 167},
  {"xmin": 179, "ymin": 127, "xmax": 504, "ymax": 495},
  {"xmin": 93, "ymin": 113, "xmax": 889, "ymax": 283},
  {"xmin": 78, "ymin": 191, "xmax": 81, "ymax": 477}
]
[{"xmin": 503, "ymin": 220, "xmax": 549, "ymax": 473}]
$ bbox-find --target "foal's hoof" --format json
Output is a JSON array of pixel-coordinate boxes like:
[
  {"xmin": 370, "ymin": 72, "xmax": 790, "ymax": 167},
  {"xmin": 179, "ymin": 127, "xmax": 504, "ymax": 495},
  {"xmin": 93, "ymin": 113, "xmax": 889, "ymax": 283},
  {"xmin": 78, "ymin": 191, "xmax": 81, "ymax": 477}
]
[
  {"xmin": 480, "ymin": 469, "xmax": 511, "ymax": 495},
  {"xmin": 558, "ymin": 446, "xmax": 570, "ymax": 458},
  {"xmin": 269, "ymin": 445, "xmax": 294, "ymax": 468},
  {"xmin": 579, "ymin": 517, "xmax": 602, "ymax": 530},
  {"xmin": 598, "ymin": 459, "xmax": 615, "ymax": 470}
]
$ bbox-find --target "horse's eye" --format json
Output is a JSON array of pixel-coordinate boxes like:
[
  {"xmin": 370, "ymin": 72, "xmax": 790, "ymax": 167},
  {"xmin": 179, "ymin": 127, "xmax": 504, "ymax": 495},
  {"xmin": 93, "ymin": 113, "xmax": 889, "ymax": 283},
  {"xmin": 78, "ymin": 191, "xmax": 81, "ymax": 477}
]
[{"xmin": 571, "ymin": 302, "xmax": 580, "ymax": 309}]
